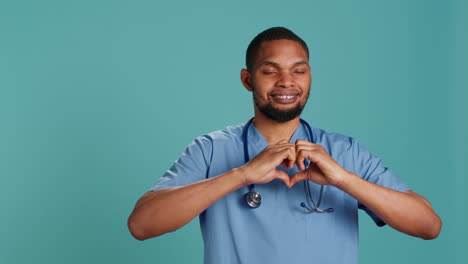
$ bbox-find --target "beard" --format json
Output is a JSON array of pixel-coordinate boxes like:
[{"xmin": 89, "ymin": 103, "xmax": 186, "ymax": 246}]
[{"xmin": 252, "ymin": 88, "xmax": 309, "ymax": 123}]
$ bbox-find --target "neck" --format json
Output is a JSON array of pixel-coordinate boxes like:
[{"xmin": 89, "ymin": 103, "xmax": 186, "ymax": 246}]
[{"xmin": 252, "ymin": 112, "xmax": 301, "ymax": 145}]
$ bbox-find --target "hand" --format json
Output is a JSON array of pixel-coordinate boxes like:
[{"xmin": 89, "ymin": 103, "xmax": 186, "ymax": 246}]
[
  {"xmin": 240, "ymin": 140, "xmax": 296, "ymax": 187},
  {"xmin": 289, "ymin": 139, "xmax": 348, "ymax": 188}
]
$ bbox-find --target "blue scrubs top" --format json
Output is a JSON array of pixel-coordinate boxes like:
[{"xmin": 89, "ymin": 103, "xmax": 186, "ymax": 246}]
[{"xmin": 149, "ymin": 121, "xmax": 410, "ymax": 264}]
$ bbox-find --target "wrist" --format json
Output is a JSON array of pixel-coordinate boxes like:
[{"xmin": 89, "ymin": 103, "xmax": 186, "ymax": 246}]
[
  {"xmin": 232, "ymin": 167, "xmax": 251, "ymax": 188},
  {"xmin": 332, "ymin": 170, "xmax": 357, "ymax": 189}
]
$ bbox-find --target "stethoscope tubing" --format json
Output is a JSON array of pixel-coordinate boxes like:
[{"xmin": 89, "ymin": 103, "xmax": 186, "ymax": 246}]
[{"xmin": 243, "ymin": 118, "xmax": 332, "ymax": 213}]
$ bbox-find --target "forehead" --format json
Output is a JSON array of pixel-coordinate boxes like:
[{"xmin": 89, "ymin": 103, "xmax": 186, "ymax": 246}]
[{"xmin": 255, "ymin": 39, "xmax": 309, "ymax": 67}]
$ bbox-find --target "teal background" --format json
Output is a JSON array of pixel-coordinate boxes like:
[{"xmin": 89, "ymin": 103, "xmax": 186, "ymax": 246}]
[{"xmin": 1, "ymin": 0, "xmax": 467, "ymax": 263}]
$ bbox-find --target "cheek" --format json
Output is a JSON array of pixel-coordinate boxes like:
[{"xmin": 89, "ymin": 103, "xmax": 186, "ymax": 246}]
[
  {"xmin": 300, "ymin": 80, "xmax": 311, "ymax": 94},
  {"xmin": 252, "ymin": 83, "xmax": 270, "ymax": 97},
  {"xmin": 300, "ymin": 76, "xmax": 311, "ymax": 86},
  {"xmin": 253, "ymin": 89, "xmax": 269, "ymax": 101}
]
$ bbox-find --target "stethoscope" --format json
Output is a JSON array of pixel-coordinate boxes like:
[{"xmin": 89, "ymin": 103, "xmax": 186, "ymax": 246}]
[{"xmin": 243, "ymin": 118, "xmax": 333, "ymax": 213}]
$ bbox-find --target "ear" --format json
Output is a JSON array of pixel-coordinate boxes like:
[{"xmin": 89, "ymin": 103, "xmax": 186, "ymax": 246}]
[{"xmin": 240, "ymin": 69, "xmax": 253, "ymax": 92}]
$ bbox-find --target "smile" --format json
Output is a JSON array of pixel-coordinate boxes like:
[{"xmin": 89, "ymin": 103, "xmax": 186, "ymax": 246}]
[
  {"xmin": 275, "ymin": 95, "xmax": 295, "ymax": 99},
  {"xmin": 270, "ymin": 94, "xmax": 299, "ymax": 104}
]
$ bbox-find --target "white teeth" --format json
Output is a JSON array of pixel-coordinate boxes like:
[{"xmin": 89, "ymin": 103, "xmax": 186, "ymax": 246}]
[{"xmin": 275, "ymin": 95, "xmax": 295, "ymax": 99}]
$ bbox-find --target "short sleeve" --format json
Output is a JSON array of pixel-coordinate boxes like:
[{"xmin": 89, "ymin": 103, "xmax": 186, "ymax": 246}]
[
  {"xmin": 352, "ymin": 139, "xmax": 410, "ymax": 226},
  {"xmin": 148, "ymin": 136, "xmax": 213, "ymax": 191}
]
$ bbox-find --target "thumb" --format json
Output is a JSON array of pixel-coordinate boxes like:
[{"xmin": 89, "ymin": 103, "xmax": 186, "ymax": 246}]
[
  {"xmin": 289, "ymin": 171, "xmax": 308, "ymax": 188},
  {"xmin": 275, "ymin": 169, "xmax": 291, "ymax": 188}
]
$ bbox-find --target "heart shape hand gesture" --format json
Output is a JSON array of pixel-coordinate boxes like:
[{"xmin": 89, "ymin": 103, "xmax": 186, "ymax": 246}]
[{"xmin": 240, "ymin": 139, "xmax": 349, "ymax": 188}]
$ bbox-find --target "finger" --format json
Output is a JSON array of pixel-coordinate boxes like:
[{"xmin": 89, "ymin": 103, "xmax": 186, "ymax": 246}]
[
  {"xmin": 295, "ymin": 145, "xmax": 324, "ymax": 166},
  {"xmin": 275, "ymin": 139, "xmax": 289, "ymax": 145},
  {"xmin": 284, "ymin": 146, "xmax": 297, "ymax": 169},
  {"xmin": 282, "ymin": 159, "xmax": 295, "ymax": 170},
  {"xmin": 294, "ymin": 144, "xmax": 317, "ymax": 168},
  {"xmin": 289, "ymin": 171, "xmax": 308, "ymax": 188},
  {"xmin": 281, "ymin": 159, "xmax": 291, "ymax": 170},
  {"xmin": 296, "ymin": 143, "xmax": 327, "ymax": 154},
  {"xmin": 295, "ymin": 148, "xmax": 308, "ymax": 171},
  {"xmin": 295, "ymin": 143, "xmax": 319, "ymax": 152},
  {"xmin": 272, "ymin": 144, "xmax": 296, "ymax": 168},
  {"xmin": 262, "ymin": 144, "xmax": 297, "ymax": 171},
  {"xmin": 295, "ymin": 139, "xmax": 314, "ymax": 146},
  {"xmin": 288, "ymin": 158, "xmax": 295, "ymax": 169},
  {"xmin": 271, "ymin": 142, "xmax": 295, "ymax": 148}
]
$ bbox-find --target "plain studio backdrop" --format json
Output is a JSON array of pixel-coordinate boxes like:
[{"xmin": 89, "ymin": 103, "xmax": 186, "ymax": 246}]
[{"xmin": 1, "ymin": 1, "xmax": 467, "ymax": 263}]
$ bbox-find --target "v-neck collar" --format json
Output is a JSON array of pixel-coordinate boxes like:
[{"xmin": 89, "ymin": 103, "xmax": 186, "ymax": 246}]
[{"xmin": 246, "ymin": 121, "xmax": 310, "ymax": 160}]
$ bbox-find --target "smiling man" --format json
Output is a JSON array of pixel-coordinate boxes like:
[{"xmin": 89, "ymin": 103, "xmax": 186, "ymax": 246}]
[{"xmin": 128, "ymin": 27, "xmax": 441, "ymax": 264}]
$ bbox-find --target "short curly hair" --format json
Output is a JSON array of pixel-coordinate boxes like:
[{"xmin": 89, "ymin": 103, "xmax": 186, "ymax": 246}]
[{"xmin": 246, "ymin": 27, "xmax": 309, "ymax": 71}]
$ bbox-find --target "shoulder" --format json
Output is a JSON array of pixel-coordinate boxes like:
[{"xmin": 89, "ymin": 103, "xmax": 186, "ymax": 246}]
[
  {"xmin": 185, "ymin": 122, "xmax": 245, "ymax": 165},
  {"xmin": 309, "ymin": 124, "xmax": 367, "ymax": 173},
  {"xmin": 311, "ymin": 126, "xmax": 355, "ymax": 153},
  {"xmin": 195, "ymin": 122, "xmax": 245, "ymax": 146},
  {"xmin": 310, "ymin": 124, "xmax": 380, "ymax": 169}
]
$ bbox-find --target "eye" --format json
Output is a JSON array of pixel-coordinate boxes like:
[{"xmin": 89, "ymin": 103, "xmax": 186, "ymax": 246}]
[
  {"xmin": 294, "ymin": 69, "xmax": 306, "ymax": 74},
  {"xmin": 262, "ymin": 71, "xmax": 276, "ymax": 75}
]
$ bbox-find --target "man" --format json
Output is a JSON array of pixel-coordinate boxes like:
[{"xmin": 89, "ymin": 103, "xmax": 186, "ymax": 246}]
[{"xmin": 128, "ymin": 27, "xmax": 441, "ymax": 264}]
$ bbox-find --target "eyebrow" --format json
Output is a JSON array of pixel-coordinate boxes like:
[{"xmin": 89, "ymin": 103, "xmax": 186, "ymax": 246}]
[{"xmin": 260, "ymin": 61, "xmax": 309, "ymax": 67}]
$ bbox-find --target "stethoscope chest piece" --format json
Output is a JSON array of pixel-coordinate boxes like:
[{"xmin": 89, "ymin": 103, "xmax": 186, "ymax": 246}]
[{"xmin": 245, "ymin": 188, "xmax": 261, "ymax": 208}]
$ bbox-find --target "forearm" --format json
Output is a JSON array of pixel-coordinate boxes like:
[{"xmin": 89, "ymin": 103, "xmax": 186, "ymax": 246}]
[
  {"xmin": 337, "ymin": 171, "xmax": 442, "ymax": 239},
  {"xmin": 128, "ymin": 168, "xmax": 246, "ymax": 240}
]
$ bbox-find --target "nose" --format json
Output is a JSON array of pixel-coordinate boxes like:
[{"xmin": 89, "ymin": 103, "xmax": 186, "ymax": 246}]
[{"xmin": 277, "ymin": 72, "xmax": 295, "ymax": 88}]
